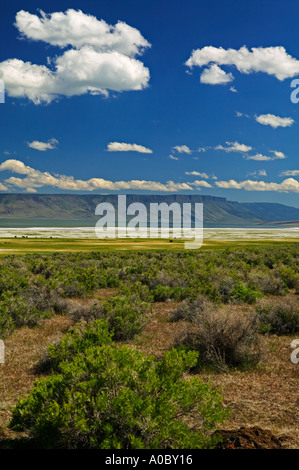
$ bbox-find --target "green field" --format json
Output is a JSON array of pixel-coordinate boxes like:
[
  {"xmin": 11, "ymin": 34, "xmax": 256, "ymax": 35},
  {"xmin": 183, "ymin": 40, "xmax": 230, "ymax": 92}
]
[{"xmin": 0, "ymin": 236, "xmax": 298, "ymax": 255}]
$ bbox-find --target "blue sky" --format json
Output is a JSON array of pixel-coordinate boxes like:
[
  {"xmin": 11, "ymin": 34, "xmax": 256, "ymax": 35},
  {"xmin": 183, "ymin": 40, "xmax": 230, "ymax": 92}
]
[{"xmin": 0, "ymin": 0, "xmax": 299, "ymax": 207}]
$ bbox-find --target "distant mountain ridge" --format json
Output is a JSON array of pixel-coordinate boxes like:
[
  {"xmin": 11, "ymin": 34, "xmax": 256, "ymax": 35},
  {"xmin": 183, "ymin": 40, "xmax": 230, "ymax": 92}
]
[{"xmin": 0, "ymin": 194, "xmax": 298, "ymax": 226}]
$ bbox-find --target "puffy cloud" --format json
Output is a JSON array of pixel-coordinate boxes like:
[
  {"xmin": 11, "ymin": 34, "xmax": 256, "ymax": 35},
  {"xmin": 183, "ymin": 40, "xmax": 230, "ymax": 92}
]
[
  {"xmin": 255, "ymin": 114, "xmax": 295, "ymax": 128},
  {"xmin": 15, "ymin": 9, "xmax": 150, "ymax": 56},
  {"xmin": 0, "ymin": 58, "xmax": 58, "ymax": 104},
  {"xmin": 247, "ymin": 169, "xmax": 267, "ymax": 178},
  {"xmin": 169, "ymin": 155, "xmax": 179, "ymax": 160},
  {"xmin": 0, "ymin": 10, "xmax": 150, "ymax": 104},
  {"xmin": 215, "ymin": 141, "xmax": 252, "ymax": 153},
  {"xmin": 173, "ymin": 145, "xmax": 192, "ymax": 154},
  {"xmin": 0, "ymin": 159, "xmax": 192, "ymax": 192},
  {"xmin": 55, "ymin": 47, "xmax": 149, "ymax": 93},
  {"xmin": 0, "ymin": 182, "xmax": 8, "ymax": 191},
  {"xmin": 245, "ymin": 153, "xmax": 272, "ymax": 161},
  {"xmin": 186, "ymin": 46, "xmax": 299, "ymax": 82},
  {"xmin": 280, "ymin": 169, "xmax": 299, "ymax": 176},
  {"xmin": 27, "ymin": 138, "xmax": 58, "ymax": 151},
  {"xmin": 200, "ymin": 64, "xmax": 234, "ymax": 85},
  {"xmin": 107, "ymin": 142, "xmax": 152, "ymax": 153},
  {"xmin": 0, "ymin": 49, "xmax": 150, "ymax": 104},
  {"xmin": 245, "ymin": 151, "xmax": 286, "ymax": 161},
  {"xmin": 270, "ymin": 150, "xmax": 286, "ymax": 159},
  {"xmin": 214, "ymin": 141, "xmax": 287, "ymax": 161},
  {"xmin": 0, "ymin": 159, "xmax": 34, "ymax": 175},
  {"xmin": 215, "ymin": 178, "xmax": 299, "ymax": 192},
  {"xmin": 188, "ymin": 180, "xmax": 212, "ymax": 188},
  {"xmin": 185, "ymin": 171, "xmax": 209, "ymax": 179}
]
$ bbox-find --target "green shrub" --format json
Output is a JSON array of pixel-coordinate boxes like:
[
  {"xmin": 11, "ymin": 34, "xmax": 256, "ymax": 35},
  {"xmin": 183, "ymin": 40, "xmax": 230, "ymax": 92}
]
[
  {"xmin": 257, "ymin": 300, "xmax": 299, "ymax": 335},
  {"xmin": 0, "ymin": 293, "xmax": 52, "ymax": 337},
  {"xmin": 119, "ymin": 281, "xmax": 154, "ymax": 302},
  {"xmin": 0, "ymin": 245, "xmax": 298, "ymax": 340},
  {"xmin": 36, "ymin": 319, "xmax": 114, "ymax": 373},
  {"xmin": 230, "ymin": 282, "xmax": 263, "ymax": 304},
  {"xmin": 102, "ymin": 296, "xmax": 149, "ymax": 341},
  {"xmin": 152, "ymin": 285, "xmax": 191, "ymax": 302},
  {"xmin": 278, "ymin": 266, "xmax": 299, "ymax": 290},
  {"xmin": 247, "ymin": 269, "xmax": 287, "ymax": 296},
  {"xmin": 10, "ymin": 346, "xmax": 229, "ymax": 449}
]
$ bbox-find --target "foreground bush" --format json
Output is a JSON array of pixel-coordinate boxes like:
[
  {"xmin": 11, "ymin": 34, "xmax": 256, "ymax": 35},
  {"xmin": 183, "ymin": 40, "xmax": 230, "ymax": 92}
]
[
  {"xmin": 10, "ymin": 344, "xmax": 229, "ymax": 449},
  {"xmin": 172, "ymin": 300, "xmax": 261, "ymax": 371},
  {"xmin": 35, "ymin": 319, "xmax": 114, "ymax": 373}
]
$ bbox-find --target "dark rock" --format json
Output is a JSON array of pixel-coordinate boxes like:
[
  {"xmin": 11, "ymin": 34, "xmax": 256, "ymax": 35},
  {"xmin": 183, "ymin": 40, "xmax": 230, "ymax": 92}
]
[{"xmin": 214, "ymin": 426, "xmax": 283, "ymax": 449}]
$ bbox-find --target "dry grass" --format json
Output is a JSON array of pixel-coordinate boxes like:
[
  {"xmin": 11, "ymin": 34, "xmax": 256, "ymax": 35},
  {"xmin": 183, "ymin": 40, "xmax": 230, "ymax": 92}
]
[
  {"xmin": 0, "ymin": 315, "xmax": 72, "ymax": 437},
  {"xmin": 205, "ymin": 333, "xmax": 299, "ymax": 449}
]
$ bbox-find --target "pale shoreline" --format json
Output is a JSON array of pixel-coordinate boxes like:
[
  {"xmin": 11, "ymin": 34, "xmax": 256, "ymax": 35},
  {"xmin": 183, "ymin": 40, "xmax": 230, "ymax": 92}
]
[{"xmin": 0, "ymin": 226, "xmax": 298, "ymax": 240}]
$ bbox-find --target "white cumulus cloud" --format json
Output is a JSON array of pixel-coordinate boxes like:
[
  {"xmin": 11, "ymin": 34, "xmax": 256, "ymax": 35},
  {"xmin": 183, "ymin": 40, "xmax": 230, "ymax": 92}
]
[
  {"xmin": 215, "ymin": 178, "xmax": 299, "ymax": 192},
  {"xmin": 172, "ymin": 145, "xmax": 192, "ymax": 154},
  {"xmin": 188, "ymin": 180, "xmax": 212, "ymax": 188},
  {"xmin": 280, "ymin": 169, "xmax": 299, "ymax": 176},
  {"xmin": 247, "ymin": 169, "xmax": 267, "ymax": 178},
  {"xmin": 255, "ymin": 114, "xmax": 295, "ymax": 128},
  {"xmin": 270, "ymin": 150, "xmax": 286, "ymax": 159},
  {"xmin": 107, "ymin": 142, "xmax": 152, "ymax": 154},
  {"xmin": 0, "ymin": 159, "xmax": 192, "ymax": 192},
  {"xmin": 186, "ymin": 45, "xmax": 299, "ymax": 82},
  {"xmin": 215, "ymin": 141, "xmax": 252, "ymax": 153},
  {"xmin": 0, "ymin": 9, "xmax": 150, "ymax": 104},
  {"xmin": 27, "ymin": 138, "xmax": 58, "ymax": 151},
  {"xmin": 185, "ymin": 171, "xmax": 209, "ymax": 179},
  {"xmin": 15, "ymin": 9, "xmax": 150, "ymax": 56},
  {"xmin": 200, "ymin": 64, "xmax": 234, "ymax": 85},
  {"xmin": 245, "ymin": 150, "xmax": 286, "ymax": 161},
  {"xmin": 245, "ymin": 153, "xmax": 272, "ymax": 161}
]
